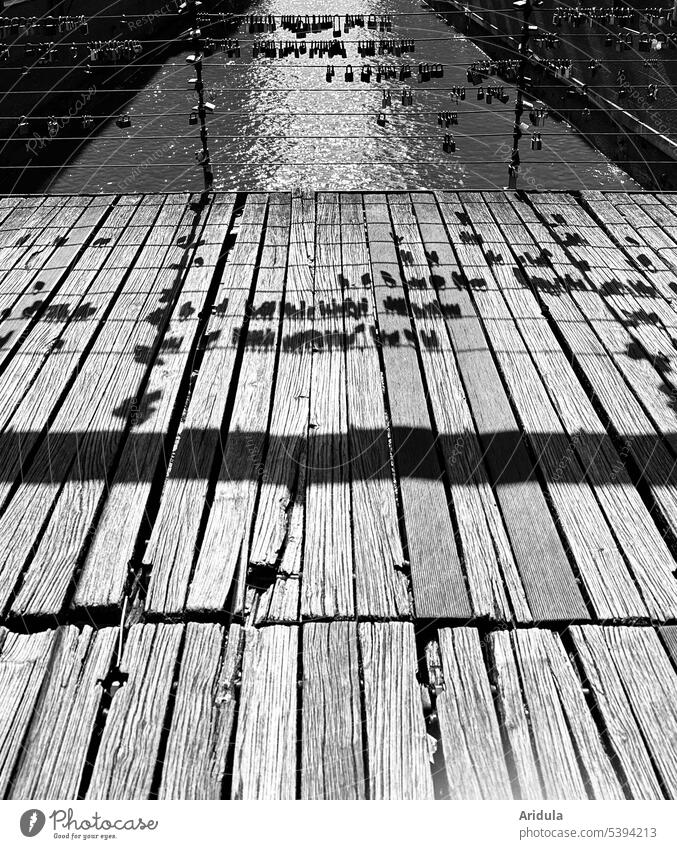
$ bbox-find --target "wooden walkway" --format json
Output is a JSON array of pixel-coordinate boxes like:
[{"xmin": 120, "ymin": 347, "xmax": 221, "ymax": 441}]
[{"xmin": 1, "ymin": 189, "xmax": 677, "ymax": 799}]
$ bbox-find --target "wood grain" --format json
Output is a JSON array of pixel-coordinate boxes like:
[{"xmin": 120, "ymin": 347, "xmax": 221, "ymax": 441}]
[
  {"xmin": 144, "ymin": 194, "xmax": 269, "ymax": 614},
  {"xmin": 231, "ymin": 625, "xmax": 298, "ymax": 800},
  {"xmin": 86, "ymin": 623, "xmax": 183, "ymax": 800},
  {"xmin": 11, "ymin": 626, "xmax": 117, "ymax": 800},
  {"xmin": 428, "ymin": 628, "xmax": 511, "ymax": 798},
  {"xmin": 359, "ymin": 621, "xmax": 433, "ymax": 799},
  {"xmin": 301, "ymin": 621, "xmax": 366, "ymax": 799},
  {"xmin": 160, "ymin": 623, "xmax": 244, "ymax": 799}
]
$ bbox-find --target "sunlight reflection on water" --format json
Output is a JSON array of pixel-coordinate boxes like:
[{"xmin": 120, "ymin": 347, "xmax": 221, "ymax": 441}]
[{"xmin": 50, "ymin": 0, "xmax": 635, "ymax": 193}]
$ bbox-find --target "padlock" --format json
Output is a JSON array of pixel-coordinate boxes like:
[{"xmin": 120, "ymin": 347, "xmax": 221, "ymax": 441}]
[
  {"xmin": 443, "ymin": 133, "xmax": 456, "ymax": 153},
  {"xmin": 368, "ymin": 14, "xmax": 377, "ymax": 30},
  {"xmin": 326, "ymin": 64, "xmax": 333, "ymax": 82},
  {"xmin": 382, "ymin": 89, "xmax": 391, "ymax": 107},
  {"xmin": 116, "ymin": 114, "xmax": 131, "ymax": 128},
  {"xmin": 399, "ymin": 64, "xmax": 410, "ymax": 81},
  {"xmin": 499, "ymin": 87, "xmax": 510, "ymax": 104},
  {"xmin": 47, "ymin": 117, "xmax": 59, "ymax": 137},
  {"xmin": 420, "ymin": 63, "xmax": 430, "ymax": 82},
  {"xmin": 451, "ymin": 112, "xmax": 458, "ymax": 125},
  {"xmin": 189, "ymin": 110, "xmax": 198, "ymax": 125},
  {"xmin": 486, "ymin": 89, "xmax": 493, "ymax": 105},
  {"xmin": 345, "ymin": 64, "xmax": 353, "ymax": 82},
  {"xmin": 401, "ymin": 86, "xmax": 412, "ymax": 106},
  {"xmin": 437, "ymin": 112, "xmax": 443, "ymax": 127},
  {"xmin": 17, "ymin": 117, "xmax": 29, "ymax": 137},
  {"xmin": 361, "ymin": 64, "xmax": 371, "ymax": 82},
  {"xmin": 477, "ymin": 86, "xmax": 484, "ymax": 100},
  {"xmin": 377, "ymin": 111, "xmax": 386, "ymax": 126},
  {"xmin": 333, "ymin": 16, "xmax": 341, "ymax": 38}
]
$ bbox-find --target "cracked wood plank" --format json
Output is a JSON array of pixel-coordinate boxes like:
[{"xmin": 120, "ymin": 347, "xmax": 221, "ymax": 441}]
[
  {"xmin": 160, "ymin": 623, "xmax": 244, "ymax": 799},
  {"xmin": 341, "ymin": 194, "xmax": 409, "ymax": 618},
  {"xmin": 188, "ymin": 194, "xmax": 290, "ymax": 613},
  {"xmin": 8, "ymin": 197, "xmax": 210, "ymax": 618},
  {"xmin": 86, "ymin": 623, "xmax": 183, "ymax": 800},
  {"xmin": 144, "ymin": 194, "xmax": 269, "ymax": 614},
  {"xmin": 10, "ymin": 626, "xmax": 117, "ymax": 800},
  {"xmin": 75, "ymin": 196, "xmax": 237, "ymax": 610},
  {"xmin": 249, "ymin": 191, "xmax": 314, "ymax": 624},
  {"xmin": 359, "ymin": 621, "xmax": 433, "ymax": 799},
  {"xmin": 232, "ymin": 625, "xmax": 298, "ymax": 800},
  {"xmin": 427, "ymin": 627, "xmax": 511, "ymax": 799}
]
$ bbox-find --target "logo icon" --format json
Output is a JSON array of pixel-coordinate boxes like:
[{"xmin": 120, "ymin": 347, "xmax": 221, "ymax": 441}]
[{"xmin": 20, "ymin": 810, "xmax": 46, "ymax": 838}]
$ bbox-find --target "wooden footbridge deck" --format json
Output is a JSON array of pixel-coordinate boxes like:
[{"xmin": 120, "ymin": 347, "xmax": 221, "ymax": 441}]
[{"xmin": 1, "ymin": 189, "xmax": 677, "ymax": 800}]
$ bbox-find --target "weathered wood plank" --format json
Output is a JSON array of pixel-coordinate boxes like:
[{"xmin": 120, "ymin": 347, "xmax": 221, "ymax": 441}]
[
  {"xmin": 492, "ymin": 629, "xmax": 622, "ymax": 800},
  {"xmin": 365, "ymin": 195, "xmax": 471, "ymax": 621},
  {"xmin": 570, "ymin": 625, "xmax": 663, "ymax": 799},
  {"xmin": 0, "ymin": 198, "xmax": 112, "ymax": 371},
  {"xmin": 0, "ymin": 198, "xmax": 143, "ymax": 445},
  {"xmin": 427, "ymin": 628, "xmax": 511, "ymax": 799},
  {"xmin": 144, "ymin": 194, "xmax": 269, "ymax": 614},
  {"xmin": 86, "ymin": 623, "xmax": 183, "ymax": 800},
  {"xmin": 442, "ymin": 192, "xmax": 653, "ymax": 621},
  {"xmin": 488, "ymin": 630, "xmax": 543, "ymax": 799},
  {"xmin": 10, "ymin": 626, "xmax": 117, "ymax": 800},
  {"xmin": 577, "ymin": 626, "xmax": 677, "ymax": 798},
  {"xmin": 231, "ymin": 625, "xmax": 298, "ymax": 800},
  {"xmin": 159, "ymin": 623, "xmax": 244, "ymax": 800},
  {"xmin": 341, "ymin": 194, "xmax": 410, "ymax": 618},
  {"xmin": 0, "ymin": 629, "xmax": 55, "ymax": 797},
  {"xmin": 409, "ymin": 193, "xmax": 531, "ymax": 623},
  {"xmin": 301, "ymin": 621, "xmax": 365, "ymax": 799},
  {"xmin": 488, "ymin": 194, "xmax": 677, "ymax": 620},
  {"xmin": 74, "ymin": 196, "xmax": 236, "ymax": 610},
  {"xmin": 249, "ymin": 191, "xmax": 314, "ymax": 623},
  {"xmin": 435, "ymin": 193, "xmax": 588, "ymax": 624},
  {"xmin": 303, "ymin": 193, "xmax": 353, "ymax": 618},
  {"xmin": 187, "ymin": 195, "xmax": 289, "ymax": 614},
  {"xmin": 7, "ymin": 198, "xmax": 204, "ymax": 618},
  {"xmin": 359, "ymin": 621, "xmax": 433, "ymax": 799},
  {"xmin": 505, "ymin": 195, "xmax": 677, "ymax": 582}
]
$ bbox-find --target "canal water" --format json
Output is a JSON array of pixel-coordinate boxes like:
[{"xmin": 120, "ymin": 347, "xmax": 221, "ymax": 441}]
[{"xmin": 49, "ymin": 0, "xmax": 636, "ymax": 193}]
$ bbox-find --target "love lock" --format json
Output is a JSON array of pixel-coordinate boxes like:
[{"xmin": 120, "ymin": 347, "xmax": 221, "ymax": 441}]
[
  {"xmin": 368, "ymin": 14, "xmax": 377, "ymax": 29},
  {"xmin": 499, "ymin": 87, "xmax": 509, "ymax": 104},
  {"xmin": 361, "ymin": 64, "xmax": 371, "ymax": 82},
  {"xmin": 116, "ymin": 114, "xmax": 131, "ymax": 128},
  {"xmin": 377, "ymin": 111, "xmax": 386, "ymax": 126},
  {"xmin": 326, "ymin": 64, "xmax": 333, "ymax": 82},
  {"xmin": 382, "ymin": 89, "xmax": 391, "ymax": 107},
  {"xmin": 345, "ymin": 64, "xmax": 354, "ymax": 82},
  {"xmin": 443, "ymin": 133, "xmax": 456, "ymax": 153},
  {"xmin": 531, "ymin": 132, "xmax": 542, "ymax": 151},
  {"xmin": 399, "ymin": 64, "xmax": 411, "ymax": 81},
  {"xmin": 485, "ymin": 88, "xmax": 493, "ymax": 105},
  {"xmin": 477, "ymin": 86, "xmax": 484, "ymax": 100},
  {"xmin": 17, "ymin": 116, "xmax": 30, "ymax": 137},
  {"xmin": 401, "ymin": 86, "xmax": 412, "ymax": 106},
  {"xmin": 189, "ymin": 110, "xmax": 198, "ymax": 125},
  {"xmin": 333, "ymin": 16, "xmax": 341, "ymax": 37},
  {"xmin": 419, "ymin": 63, "xmax": 430, "ymax": 82},
  {"xmin": 451, "ymin": 112, "xmax": 458, "ymax": 125}
]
